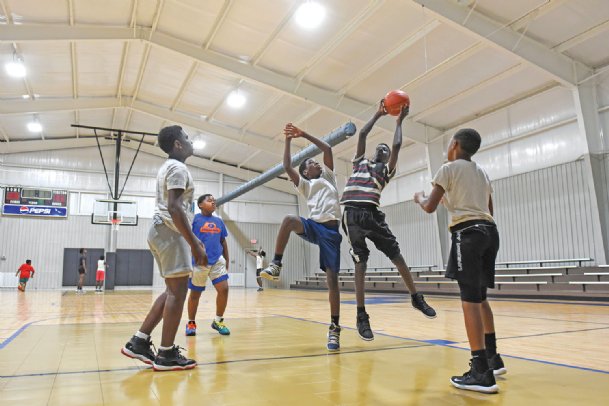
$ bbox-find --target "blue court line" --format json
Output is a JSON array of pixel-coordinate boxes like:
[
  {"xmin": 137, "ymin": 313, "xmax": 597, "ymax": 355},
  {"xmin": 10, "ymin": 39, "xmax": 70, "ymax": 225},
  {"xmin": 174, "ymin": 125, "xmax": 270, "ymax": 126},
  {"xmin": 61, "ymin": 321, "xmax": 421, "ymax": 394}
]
[
  {"xmin": 3, "ymin": 314, "xmax": 608, "ymax": 378},
  {"xmin": 0, "ymin": 321, "xmax": 37, "ymax": 350},
  {"xmin": 0, "ymin": 311, "xmax": 149, "ymax": 351},
  {"xmin": 272, "ymin": 313, "xmax": 609, "ymax": 375}
]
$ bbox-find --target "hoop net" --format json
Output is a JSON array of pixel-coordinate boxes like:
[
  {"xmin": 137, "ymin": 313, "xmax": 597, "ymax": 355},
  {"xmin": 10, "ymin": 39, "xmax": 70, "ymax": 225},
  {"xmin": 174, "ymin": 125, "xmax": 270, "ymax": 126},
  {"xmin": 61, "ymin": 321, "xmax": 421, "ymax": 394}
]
[{"xmin": 111, "ymin": 218, "xmax": 122, "ymax": 231}]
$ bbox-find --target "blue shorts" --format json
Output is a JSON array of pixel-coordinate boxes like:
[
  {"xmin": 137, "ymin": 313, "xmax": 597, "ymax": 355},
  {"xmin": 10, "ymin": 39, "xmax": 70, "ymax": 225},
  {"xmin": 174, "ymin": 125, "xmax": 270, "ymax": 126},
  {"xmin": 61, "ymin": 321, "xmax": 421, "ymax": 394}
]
[{"xmin": 298, "ymin": 217, "xmax": 342, "ymax": 273}]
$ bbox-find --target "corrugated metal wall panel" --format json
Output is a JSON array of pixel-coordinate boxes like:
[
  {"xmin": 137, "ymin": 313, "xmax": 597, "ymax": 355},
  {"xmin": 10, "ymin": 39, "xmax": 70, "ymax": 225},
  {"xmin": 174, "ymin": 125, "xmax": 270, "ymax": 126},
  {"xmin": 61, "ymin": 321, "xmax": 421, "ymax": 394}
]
[
  {"xmin": 0, "ymin": 215, "xmax": 106, "ymax": 289},
  {"xmin": 492, "ymin": 158, "xmax": 602, "ymax": 263}
]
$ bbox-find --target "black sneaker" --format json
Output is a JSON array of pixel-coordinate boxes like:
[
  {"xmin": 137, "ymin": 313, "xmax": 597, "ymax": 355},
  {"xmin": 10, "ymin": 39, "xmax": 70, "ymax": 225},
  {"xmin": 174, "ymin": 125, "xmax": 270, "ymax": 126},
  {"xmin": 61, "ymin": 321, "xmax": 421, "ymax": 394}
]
[
  {"xmin": 121, "ymin": 335, "xmax": 156, "ymax": 365},
  {"xmin": 153, "ymin": 345, "xmax": 197, "ymax": 372},
  {"xmin": 450, "ymin": 362, "xmax": 498, "ymax": 394},
  {"xmin": 356, "ymin": 312, "xmax": 374, "ymax": 341},
  {"xmin": 411, "ymin": 293, "xmax": 437, "ymax": 319},
  {"xmin": 489, "ymin": 353, "xmax": 507, "ymax": 376}
]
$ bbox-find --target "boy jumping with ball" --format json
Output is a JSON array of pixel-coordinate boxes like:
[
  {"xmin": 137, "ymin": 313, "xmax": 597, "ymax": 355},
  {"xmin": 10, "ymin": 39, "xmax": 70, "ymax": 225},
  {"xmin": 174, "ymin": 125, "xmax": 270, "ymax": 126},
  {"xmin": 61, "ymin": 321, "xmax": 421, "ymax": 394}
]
[{"xmin": 341, "ymin": 100, "xmax": 436, "ymax": 342}]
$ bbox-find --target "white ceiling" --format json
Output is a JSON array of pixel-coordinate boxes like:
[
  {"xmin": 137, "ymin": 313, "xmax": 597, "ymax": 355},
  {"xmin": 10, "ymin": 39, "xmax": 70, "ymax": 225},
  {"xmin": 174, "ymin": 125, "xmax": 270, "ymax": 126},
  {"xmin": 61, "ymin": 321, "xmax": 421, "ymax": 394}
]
[{"xmin": 1, "ymin": 0, "xmax": 608, "ymax": 179}]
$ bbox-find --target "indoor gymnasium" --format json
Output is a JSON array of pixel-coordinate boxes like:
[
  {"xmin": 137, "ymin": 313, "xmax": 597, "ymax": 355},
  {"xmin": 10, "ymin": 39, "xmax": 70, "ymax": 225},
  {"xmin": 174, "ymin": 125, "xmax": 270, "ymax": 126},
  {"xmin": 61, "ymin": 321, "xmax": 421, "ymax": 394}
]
[{"xmin": 1, "ymin": 0, "xmax": 608, "ymax": 405}]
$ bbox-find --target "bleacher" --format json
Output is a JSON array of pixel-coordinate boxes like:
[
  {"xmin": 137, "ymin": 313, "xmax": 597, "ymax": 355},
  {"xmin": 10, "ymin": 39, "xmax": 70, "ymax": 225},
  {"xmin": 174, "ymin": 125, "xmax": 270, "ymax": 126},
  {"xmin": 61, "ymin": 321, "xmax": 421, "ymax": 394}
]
[{"xmin": 291, "ymin": 258, "xmax": 609, "ymax": 300}]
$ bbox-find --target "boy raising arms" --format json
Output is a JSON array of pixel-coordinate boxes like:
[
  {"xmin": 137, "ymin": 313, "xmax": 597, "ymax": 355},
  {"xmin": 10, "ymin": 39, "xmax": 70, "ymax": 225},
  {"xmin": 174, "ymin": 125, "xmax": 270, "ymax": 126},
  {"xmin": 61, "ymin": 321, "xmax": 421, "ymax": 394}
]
[
  {"xmin": 415, "ymin": 128, "xmax": 504, "ymax": 393},
  {"xmin": 185, "ymin": 194, "xmax": 231, "ymax": 337},
  {"xmin": 121, "ymin": 125, "xmax": 207, "ymax": 372},
  {"xmin": 260, "ymin": 123, "xmax": 343, "ymax": 351},
  {"xmin": 341, "ymin": 101, "xmax": 436, "ymax": 342}
]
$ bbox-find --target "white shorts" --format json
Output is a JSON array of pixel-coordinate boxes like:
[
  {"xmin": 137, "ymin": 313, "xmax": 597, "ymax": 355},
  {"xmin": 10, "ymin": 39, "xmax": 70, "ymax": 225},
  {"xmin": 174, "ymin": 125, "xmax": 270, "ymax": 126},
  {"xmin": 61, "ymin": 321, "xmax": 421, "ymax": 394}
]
[
  {"xmin": 147, "ymin": 222, "xmax": 193, "ymax": 278},
  {"xmin": 189, "ymin": 256, "xmax": 228, "ymax": 291}
]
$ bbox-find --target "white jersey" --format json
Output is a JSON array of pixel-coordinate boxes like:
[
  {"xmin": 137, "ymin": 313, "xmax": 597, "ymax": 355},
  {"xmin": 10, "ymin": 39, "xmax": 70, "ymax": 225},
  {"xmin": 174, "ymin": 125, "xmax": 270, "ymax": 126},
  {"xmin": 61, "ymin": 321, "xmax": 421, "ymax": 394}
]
[
  {"xmin": 296, "ymin": 164, "xmax": 341, "ymax": 222},
  {"xmin": 256, "ymin": 255, "xmax": 264, "ymax": 269},
  {"xmin": 432, "ymin": 159, "xmax": 494, "ymax": 228},
  {"xmin": 97, "ymin": 260, "xmax": 106, "ymax": 272},
  {"xmin": 153, "ymin": 159, "xmax": 195, "ymax": 232}
]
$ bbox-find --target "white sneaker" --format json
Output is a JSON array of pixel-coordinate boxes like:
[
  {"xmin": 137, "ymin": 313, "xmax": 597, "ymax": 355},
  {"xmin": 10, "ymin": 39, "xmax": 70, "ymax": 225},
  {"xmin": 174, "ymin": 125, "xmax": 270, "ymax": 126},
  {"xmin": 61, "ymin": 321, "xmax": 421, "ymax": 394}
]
[{"xmin": 260, "ymin": 263, "xmax": 282, "ymax": 281}]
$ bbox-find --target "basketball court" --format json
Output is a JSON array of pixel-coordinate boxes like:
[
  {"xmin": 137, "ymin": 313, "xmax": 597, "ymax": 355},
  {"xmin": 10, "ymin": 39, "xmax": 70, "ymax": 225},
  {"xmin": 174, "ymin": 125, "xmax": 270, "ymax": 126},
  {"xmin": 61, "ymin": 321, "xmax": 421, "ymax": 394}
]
[
  {"xmin": 1, "ymin": 289, "xmax": 608, "ymax": 405},
  {"xmin": 2, "ymin": 0, "xmax": 609, "ymax": 405}
]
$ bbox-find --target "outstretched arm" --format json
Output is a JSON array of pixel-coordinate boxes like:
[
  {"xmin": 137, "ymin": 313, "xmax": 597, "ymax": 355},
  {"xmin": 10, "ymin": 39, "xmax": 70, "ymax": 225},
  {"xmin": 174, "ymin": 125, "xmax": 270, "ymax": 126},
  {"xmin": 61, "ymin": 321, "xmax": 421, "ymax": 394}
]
[
  {"xmin": 388, "ymin": 105, "xmax": 409, "ymax": 173},
  {"xmin": 284, "ymin": 123, "xmax": 333, "ymax": 170},
  {"xmin": 282, "ymin": 134, "xmax": 300, "ymax": 186},
  {"xmin": 414, "ymin": 184, "xmax": 445, "ymax": 214},
  {"xmin": 356, "ymin": 100, "xmax": 387, "ymax": 159}
]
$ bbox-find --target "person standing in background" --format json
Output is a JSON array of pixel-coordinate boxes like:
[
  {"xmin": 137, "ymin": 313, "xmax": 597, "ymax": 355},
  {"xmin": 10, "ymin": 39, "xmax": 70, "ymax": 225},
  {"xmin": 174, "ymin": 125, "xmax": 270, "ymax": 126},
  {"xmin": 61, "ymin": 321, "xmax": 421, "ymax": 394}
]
[{"xmin": 77, "ymin": 248, "xmax": 87, "ymax": 294}]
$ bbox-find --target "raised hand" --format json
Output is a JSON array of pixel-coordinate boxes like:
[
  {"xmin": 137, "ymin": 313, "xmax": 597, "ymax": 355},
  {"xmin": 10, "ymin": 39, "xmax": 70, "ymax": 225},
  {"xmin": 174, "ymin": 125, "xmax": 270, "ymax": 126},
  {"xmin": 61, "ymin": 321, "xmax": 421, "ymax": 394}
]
[
  {"xmin": 376, "ymin": 99, "xmax": 388, "ymax": 116},
  {"xmin": 397, "ymin": 104, "xmax": 410, "ymax": 124},
  {"xmin": 414, "ymin": 191, "xmax": 426, "ymax": 204},
  {"xmin": 284, "ymin": 123, "xmax": 305, "ymax": 139}
]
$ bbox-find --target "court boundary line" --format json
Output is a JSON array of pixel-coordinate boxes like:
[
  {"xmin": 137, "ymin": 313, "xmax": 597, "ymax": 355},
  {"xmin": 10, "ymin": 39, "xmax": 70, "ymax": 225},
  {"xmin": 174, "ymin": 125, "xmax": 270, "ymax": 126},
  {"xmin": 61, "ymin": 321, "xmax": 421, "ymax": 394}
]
[
  {"xmin": 2, "ymin": 313, "xmax": 608, "ymax": 379},
  {"xmin": 272, "ymin": 314, "xmax": 609, "ymax": 375}
]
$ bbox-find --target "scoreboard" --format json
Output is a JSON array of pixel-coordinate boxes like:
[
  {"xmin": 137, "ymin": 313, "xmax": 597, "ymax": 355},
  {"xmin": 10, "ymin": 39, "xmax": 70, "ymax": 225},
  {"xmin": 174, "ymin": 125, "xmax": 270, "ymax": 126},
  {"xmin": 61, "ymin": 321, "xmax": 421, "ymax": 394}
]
[{"xmin": 2, "ymin": 186, "xmax": 68, "ymax": 217}]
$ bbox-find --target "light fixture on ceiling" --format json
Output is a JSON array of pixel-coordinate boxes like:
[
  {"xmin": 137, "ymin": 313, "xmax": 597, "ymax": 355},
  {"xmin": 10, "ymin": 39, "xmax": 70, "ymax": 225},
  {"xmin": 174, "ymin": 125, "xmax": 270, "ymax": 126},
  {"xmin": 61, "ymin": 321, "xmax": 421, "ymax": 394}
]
[
  {"xmin": 5, "ymin": 54, "xmax": 26, "ymax": 78},
  {"xmin": 27, "ymin": 116, "xmax": 42, "ymax": 133},
  {"xmin": 226, "ymin": 89, "xmax": 246, "ymax": 109},
  {"xmin": 193, "ymin": 138, "xmax": 206, "ymax": 150},
  {"xmin": 294, "ymin": 1, "xmax": 326, "ymax": 30}
]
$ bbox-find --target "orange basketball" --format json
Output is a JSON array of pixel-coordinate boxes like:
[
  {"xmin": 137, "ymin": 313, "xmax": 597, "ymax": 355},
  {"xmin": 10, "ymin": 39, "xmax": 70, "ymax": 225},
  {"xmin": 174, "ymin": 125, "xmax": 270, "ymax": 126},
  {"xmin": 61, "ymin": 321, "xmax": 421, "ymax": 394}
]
[{"xmin": 383, "ymin": 90, "xmax": 410, "ymax": 116}]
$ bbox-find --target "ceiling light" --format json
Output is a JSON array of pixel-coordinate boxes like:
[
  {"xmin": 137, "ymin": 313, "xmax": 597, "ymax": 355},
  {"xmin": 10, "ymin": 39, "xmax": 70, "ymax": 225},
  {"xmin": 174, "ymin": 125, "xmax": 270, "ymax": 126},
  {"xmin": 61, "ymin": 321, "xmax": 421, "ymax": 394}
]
[
  {"xmin": 27, "ymin": 120, "xmax": 42, "ymax": 133},
  {"xmin": 5, "ymin": 60, "xmax": 26, "ymax": 78},
  {"xmin": 193, "ymin": 139, "xmax": 206, "ymax": 150},
  {"xmin": 294, "ymin": 1, "xmax": 326, "ymax": 30},
  {"xmin": 226, "ymin": 90, "xmax": 246, "ymax": 109}
]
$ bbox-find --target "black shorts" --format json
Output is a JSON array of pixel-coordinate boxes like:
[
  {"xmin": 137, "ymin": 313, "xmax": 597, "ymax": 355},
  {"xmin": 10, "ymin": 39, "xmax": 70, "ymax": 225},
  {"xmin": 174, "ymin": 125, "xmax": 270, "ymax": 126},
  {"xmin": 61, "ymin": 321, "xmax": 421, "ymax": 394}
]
[
  {"xmin": 342, "ymin": 205, "xmax": 400, "ymax": 264},
  {"xmin": 78, "ymin": 268, "xmax": 86, "ymax": 275},
  {"xmin": 446, "ymin": 220, "xmax": 499, "ymax": 293},
  {"xmin": 256, "ymin": 268, "xmax": 262, "ymax": 276}
]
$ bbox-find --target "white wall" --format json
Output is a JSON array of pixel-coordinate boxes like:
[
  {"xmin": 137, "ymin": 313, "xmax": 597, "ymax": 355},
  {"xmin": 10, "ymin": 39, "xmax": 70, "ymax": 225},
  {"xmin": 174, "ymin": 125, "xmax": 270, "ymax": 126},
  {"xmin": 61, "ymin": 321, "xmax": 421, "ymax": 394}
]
[{"xmin": 0, "ymin": 148, "xmax": 300, "ymax": 289}]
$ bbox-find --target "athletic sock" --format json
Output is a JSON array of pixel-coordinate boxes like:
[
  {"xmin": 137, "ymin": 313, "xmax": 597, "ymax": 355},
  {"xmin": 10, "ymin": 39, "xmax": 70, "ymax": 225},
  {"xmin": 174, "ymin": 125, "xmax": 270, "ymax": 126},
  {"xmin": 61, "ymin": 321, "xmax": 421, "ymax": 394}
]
[
  {"xmin": 135, "ymin": 331, "xmax": 149, "ymax": 340},
  {"xmin": 188, "ymin": 320, "xmax": 195, "ymax": 324},
  {"xmin": 215, "ymin": 315, "xmax": 223, "ymax": 323},
  {"xmin": 471, "ymin": 349, "xmax": 489, "ymax": 372},
  {"xmin": 158, "ymin": 345, "xmax": 173, "ymax": 351},
  {"xmin": 357, "ymin": 306, "xmax": 366, "ymax": 315},
  {"xmin": 331, "ymin": 315, "xmax": 339, "ymax": 326},
  {"xmin": 485, "ymin": 333, "xmax": 497, "ymax": 357},
  {"xmin": 272, "ymin": 254, "xmax": 283, "ymax": 265}
]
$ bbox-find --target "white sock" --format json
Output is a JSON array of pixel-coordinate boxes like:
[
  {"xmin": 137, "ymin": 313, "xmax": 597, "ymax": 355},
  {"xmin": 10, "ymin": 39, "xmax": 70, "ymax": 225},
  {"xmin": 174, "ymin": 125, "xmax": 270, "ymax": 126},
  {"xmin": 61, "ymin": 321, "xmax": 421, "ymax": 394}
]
[
  {"xmin": 135, "ymin": 331, "xmax": 149, "ymax": 340},
  {"xmin": 215, "ymin": 315, "xmax": 223, "ymax": 323},
  {"xmin": 158, "ymin": 345, "xmax": 173, "ymax": 351}
]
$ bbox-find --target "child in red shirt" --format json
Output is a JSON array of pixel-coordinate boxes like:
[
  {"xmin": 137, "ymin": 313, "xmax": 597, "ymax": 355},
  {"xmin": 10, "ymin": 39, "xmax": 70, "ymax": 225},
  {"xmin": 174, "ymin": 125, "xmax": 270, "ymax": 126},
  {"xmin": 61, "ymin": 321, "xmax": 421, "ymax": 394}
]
[{"xmin": 16, "ymin": 260, "xmax": 35, "ymax": 291}]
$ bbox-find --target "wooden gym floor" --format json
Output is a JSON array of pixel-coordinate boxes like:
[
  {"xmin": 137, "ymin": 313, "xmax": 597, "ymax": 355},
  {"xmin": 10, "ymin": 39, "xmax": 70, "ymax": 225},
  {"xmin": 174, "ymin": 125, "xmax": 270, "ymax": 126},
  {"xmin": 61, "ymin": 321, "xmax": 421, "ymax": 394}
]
[{"xmin": 0, "ymin": 288, "xmax": 608, "ymax": 405}]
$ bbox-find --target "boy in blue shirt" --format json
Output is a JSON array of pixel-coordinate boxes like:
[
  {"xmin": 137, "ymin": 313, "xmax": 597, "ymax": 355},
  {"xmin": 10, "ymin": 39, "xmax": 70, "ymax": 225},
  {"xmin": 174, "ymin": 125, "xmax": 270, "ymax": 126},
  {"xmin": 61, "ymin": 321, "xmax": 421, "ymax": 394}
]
[{"xmin": 186, "ymin": 194, "xmax": 231, "ymax": 336}]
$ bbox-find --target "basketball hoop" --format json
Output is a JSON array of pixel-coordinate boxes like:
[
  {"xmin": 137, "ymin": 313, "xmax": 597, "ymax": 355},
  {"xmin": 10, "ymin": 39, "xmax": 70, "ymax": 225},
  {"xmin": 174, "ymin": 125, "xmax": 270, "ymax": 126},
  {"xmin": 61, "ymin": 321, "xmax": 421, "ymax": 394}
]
[{"xmin": 111, "ymin": 218, "xmax": 122, "ymax": 231}]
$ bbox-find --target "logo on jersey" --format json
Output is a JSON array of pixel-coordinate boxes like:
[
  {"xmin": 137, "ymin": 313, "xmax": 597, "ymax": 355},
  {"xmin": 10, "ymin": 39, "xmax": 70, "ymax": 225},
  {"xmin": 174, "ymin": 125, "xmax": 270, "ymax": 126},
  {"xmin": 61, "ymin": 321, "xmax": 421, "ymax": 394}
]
[{"xmin": 199, "ymin": 222, "xmax": 222, "ymax": 234}]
